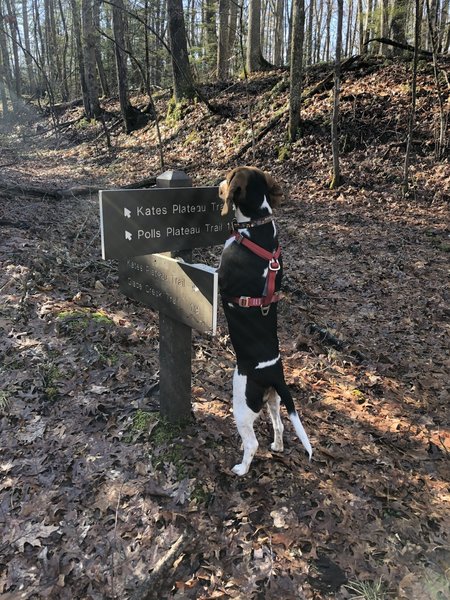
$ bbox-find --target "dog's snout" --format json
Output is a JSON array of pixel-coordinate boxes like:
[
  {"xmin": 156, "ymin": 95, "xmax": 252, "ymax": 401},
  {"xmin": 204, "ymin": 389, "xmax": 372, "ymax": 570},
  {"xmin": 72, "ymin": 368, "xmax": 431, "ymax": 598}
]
[{"xmin": 218, "ymin": 180, "xmax": 227, "ymax": 200}]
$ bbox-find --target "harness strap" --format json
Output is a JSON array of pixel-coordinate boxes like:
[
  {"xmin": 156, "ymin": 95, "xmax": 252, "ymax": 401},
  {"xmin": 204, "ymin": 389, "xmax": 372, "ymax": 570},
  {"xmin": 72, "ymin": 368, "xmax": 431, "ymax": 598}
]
[
  {"xmin": 226, "ymin": 291, "xmax": 284, "ymax": 308},
  {"xmin": 226, "ymin": 231, "xmax": 282, "ymax": 310}
]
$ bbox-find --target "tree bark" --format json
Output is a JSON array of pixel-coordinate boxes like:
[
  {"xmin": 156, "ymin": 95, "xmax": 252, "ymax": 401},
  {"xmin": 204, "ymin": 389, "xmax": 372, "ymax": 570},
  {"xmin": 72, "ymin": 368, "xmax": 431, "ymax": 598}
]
[
  {"xmin": 94, "ymin": 0, "xmax": 110, "ymax": 96},
  {"xmin": 274, "ymin": 0, "xmax": 285, "ymax": 65},
  {"xmin": 425, "ymin": 0, "xmax": 446, "ymax": 158},
  {"xmin": 167, "ymin": 0, "xmax": 196, "ymax": 101},
  {"xmin": 217, "ymin": 0, "xmax": 230, "ymax": 79},
  {"xmin": 111, "ymin": 0, "xmax": 134, "ymax": 131},
  {"xmin": 203, "ymin": 0, "xmax": 217, "ymax": 72},
  {"xmin": 247, "ymin": 0, "xmax": 265, "ymax": 71},
  {"xmin": 288, "ymin": 0, "xmax": 305, "ymax": 141},
  {"xmin": 227, "ymin": 0, "xmax": 238, "ymax": 66},
  {"xmin": 0, "ymin": 0, "xmax": 13, "ymax": 114},
  {"xmin": 57, "ymin": 0, "xmax": 70, "ymax": 101},
  {"xmin": 438, "ymin": 0, "xmax": 449, "ymax": 52},
  {"xmin": 403, "ymin": 0, "xmax": 421, "ymax": 194},
  {"xmin": 391, "ymin": 0, "xmax": 409, "ymax": 50},
  {"xmin": 325, "ymin": 0, "xmax": 332, "ymax": 61},
  {"xmin": 330, "ymin": 0, "xmax": 344, "ymax": 189},
  {"xmin": 21, "ymin": 0, "xmax": 35, "ymax": 94},
  {"xmin": 306, "ymin": 0, "xmax": 314, "ymax": 65},
  {"xmin": 81, "ymin": 0, "xmax": 101, "ymax": 117},
  {"xmin": 4, "ymin": 0, "xmax": 21, "ymax": 97}
]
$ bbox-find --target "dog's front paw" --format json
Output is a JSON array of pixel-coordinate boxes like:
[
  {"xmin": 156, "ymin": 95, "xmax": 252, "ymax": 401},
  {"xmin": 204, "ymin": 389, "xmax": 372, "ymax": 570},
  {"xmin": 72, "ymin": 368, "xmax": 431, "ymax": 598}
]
[
  {"xmin": 270, "ymin": 441, "xmax": 284, "ymax": 452},
  {"xmin": 232, "ymin": 463, "xmax": 249, "ymax": 476}
]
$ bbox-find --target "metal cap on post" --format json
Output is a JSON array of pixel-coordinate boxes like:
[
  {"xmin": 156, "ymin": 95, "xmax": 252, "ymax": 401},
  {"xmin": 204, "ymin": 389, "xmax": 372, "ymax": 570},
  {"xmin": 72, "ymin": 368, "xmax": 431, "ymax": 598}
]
[
  {"xmin": 157, "ymin": 170, "xmax": 193, "ymax": 424},
  {"xmin": 156, "ymin": 170, "xmax": 192, "ymax": 189}
]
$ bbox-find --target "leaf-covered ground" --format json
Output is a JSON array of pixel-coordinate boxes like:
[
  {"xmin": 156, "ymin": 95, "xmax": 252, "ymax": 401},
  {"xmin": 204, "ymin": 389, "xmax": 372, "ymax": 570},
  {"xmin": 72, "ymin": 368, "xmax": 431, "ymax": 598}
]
[{"xmin": 1, "ymin": 58, "xmax": 449, "ymax": 599}]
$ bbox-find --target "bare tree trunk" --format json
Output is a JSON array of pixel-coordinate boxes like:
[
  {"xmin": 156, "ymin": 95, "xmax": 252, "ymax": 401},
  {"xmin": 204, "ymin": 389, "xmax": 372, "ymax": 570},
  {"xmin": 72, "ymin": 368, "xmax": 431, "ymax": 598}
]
[
  {"xmin": 217, "ymin": 0, "xmax": 230, "ymax": 78},
  {"xmin": 288, "ymin": 0, "xmax": 305, "ymax": 141},
  {"xmin": 260, "ymin": 0, "xmax": 269, "ymax": 58},
  {"xmin": 0, "ymin": 0, "xmax": 13, "ymax": 113},
  {"xmin": 81, "ymin": 0, "xmax": 101, "ymax": 117},
  {"xmin": 143, "ymin": 0, "xmax": 151, "ymax": 91},
  {"xmin": 228, "ymin": 0, "xmax": 238, "ymax": 70},
  {"xmin": 425, "ymin": 0, "xmax": 446, "ymax": 158},
  {"xmin": 380, "ymin": 0, "xmax": 390, "ymax": 55},
  {"xmin": 438, "ymin": 0, "xmax": 449, "ymax": 51},
  {"xmin": 167, "ymin": 0, "xmax": 196, "ymax": 101},
  {"xmin": 391, "ymin": 0, "xmax": 409, "ymax": 49},
  {"xmin": 403, "ymin": 0, "xmax": 421, "ymax": 194},
  {"xmin": 70, "ymin": 0, "xmax": 90, "ymax": 114},
  {"xmin": 357, "ymin": 0, "xmax": 364, "ymax": 54},
  {"xmin": 315, "ymin": 0, "xmax": 323, "ymax": 62},
  {"xmin": 21, "ymin": 0, "xmax": 35, "ymax": 94},
  {"xmin": 94, "ymin": 0, "xmax": 110, "ymax": 96},
  {"xmin": 112, "ymin": 0, "xmax": 133, "ymax": 130},
  {"xmin": 203, "ymin": 0, "xmax": 216, "ymax": 73},
  {"xmin": 247, "ymin": 0, "xmax": 266, "ymax": 71},
  {"xmin": 330, "ymin": 0, "xmax": 343, "ymax": 189},
  {"xmin": 4, "ymin": 0, "xmax": 21, "ymax": 97},
  {"xmin": 325, "ymin": 0, "xmax": 332, "ymax": 62},
  {"xmin": 363, "ymin": 0, "xmax": 374, "ymax": 51},
  {"xmin": 57, "ymin": 0, "xmax": 70, "ymax": 101},
  {"xmin": 345, "ymin": 0, "xmax": 353, "ymax": 56},
  {"xmin": 32, "ymin": 0, "xmax": 46, "ymax": 93},
  {"xmin": 274, "ymin": 0, "xmax": 285, "ymax": 65},
  {"xmin": 306, "ymin": 0, "xmax": 314, "ymax": 65}
]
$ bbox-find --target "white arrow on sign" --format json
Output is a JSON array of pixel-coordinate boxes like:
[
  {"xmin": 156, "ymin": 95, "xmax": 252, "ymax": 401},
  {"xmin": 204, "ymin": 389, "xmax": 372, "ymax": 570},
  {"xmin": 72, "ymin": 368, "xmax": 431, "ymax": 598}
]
[
  {"xmin": 125, "ymin": 231, "xmax": 132, "ymax": 241},
  {"xmin": 124, "ymin": 207, "xmax": 131, "ymax": 218}
]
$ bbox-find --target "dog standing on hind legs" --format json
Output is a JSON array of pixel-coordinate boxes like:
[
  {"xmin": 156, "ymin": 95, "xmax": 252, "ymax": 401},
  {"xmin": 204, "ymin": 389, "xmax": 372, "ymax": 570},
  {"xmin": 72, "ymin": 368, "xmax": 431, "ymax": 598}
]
[{"xmin": 218, "ymin": 166, "xmax": 313, "ymax": 476}]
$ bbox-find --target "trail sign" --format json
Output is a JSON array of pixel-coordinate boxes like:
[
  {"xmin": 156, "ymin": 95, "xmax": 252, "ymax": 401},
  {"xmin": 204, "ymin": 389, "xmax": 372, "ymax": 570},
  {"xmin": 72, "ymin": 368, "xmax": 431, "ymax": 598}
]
[
  {"xmin": 100, "ymin": 187, "xmax": 231, "ymax": 259},
  {"xmin": 119, "ymin": 254, "xmax": 218, "ymax": 334},
  {"xmin": 99, "ymin": 170, "xmax": 225, "ymax": 424}
]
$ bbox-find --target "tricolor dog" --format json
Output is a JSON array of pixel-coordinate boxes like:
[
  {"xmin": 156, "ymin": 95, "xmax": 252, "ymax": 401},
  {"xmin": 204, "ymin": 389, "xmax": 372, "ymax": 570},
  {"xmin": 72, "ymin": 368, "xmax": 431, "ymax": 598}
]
[{"xmin": 218, "ymin": 166, "xmax": 312, "ymax": 476}]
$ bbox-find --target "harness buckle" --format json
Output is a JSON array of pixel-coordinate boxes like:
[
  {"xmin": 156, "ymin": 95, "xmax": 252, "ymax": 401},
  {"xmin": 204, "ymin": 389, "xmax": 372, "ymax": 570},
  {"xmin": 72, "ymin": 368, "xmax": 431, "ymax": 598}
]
[
  {"xmin": 229, "ymin": 218, "xmax": 238, "ymax": 232},
  {"xmin": 261, "ymin": 305, "xmax": 270, "ymax": 316},
  {"xmin": 269, "ymin": 259, "xmax": 280, "ymax": 271},
  {"xmin": 238, "ymin": 296, "xmax": 251, "ymax": 307},
  {"xmin": 234, "ymin": 232, "xmax": 244, "ymax": 244}
]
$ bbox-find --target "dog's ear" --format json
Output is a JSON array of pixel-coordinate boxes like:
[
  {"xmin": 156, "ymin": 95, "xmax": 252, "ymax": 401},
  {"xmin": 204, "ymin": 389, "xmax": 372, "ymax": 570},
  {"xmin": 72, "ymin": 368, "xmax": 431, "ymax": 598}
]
[
  {"xmin": 220, "ymin": 169, "xmax": 247, "ymax": 216},
  {"xmin": 263, "ymin": 171, "xmax": 284, "ymax": 208}
]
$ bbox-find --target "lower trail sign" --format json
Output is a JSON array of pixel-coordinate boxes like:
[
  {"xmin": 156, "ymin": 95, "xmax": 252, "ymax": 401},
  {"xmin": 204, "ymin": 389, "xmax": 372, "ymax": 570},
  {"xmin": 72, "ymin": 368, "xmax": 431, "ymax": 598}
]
[
  {"xmin": 119, "ymin": 254, "xmax": 218, "ymax": 334},
  {"xmin": 100, "ymin": 170, "xmax": 229, "ymax": 423}
]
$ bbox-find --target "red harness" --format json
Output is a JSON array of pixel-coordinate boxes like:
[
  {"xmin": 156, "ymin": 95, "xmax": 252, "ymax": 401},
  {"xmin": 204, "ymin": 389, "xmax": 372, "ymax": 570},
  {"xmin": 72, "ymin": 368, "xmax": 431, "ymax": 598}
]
[{"xmin": 227, "ymin": 231, "xmax": 283, "ymax": 309}]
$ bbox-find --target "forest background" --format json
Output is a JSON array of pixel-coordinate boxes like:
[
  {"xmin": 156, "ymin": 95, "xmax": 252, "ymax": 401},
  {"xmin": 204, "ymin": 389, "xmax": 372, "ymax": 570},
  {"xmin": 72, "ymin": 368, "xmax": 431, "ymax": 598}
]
[{"xmin": 0, "ymin": 0, "xmax": 449, "ymax": 599}]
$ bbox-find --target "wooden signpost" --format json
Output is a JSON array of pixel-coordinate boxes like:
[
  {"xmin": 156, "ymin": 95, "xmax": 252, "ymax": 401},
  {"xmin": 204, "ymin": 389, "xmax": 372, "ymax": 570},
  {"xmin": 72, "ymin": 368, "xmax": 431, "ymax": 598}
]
[{"xmin": 99, "ymin": 171, "xmax": 231, "ymax": 423}]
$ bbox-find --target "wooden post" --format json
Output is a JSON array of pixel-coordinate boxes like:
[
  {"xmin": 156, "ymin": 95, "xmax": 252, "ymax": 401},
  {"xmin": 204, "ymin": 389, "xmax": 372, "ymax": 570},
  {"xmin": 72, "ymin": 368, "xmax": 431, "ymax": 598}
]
[{"xmin": 156, "ymin": 170, "xmax": 192, "ymax": 423}]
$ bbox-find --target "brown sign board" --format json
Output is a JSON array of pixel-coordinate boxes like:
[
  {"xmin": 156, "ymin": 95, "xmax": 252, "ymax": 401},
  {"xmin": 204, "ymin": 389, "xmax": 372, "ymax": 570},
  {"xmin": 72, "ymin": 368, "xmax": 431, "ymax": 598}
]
[
  {"xmin": 119, "ymin": 254, "xmax": 218, "ymax": 334},
  {"xmin": 100, "ymin": 187, "xmax": 230, "ymax": 259}
]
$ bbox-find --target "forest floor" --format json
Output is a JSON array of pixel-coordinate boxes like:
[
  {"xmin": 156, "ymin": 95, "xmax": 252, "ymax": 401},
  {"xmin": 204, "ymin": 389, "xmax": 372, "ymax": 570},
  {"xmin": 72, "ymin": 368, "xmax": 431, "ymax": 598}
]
[{"xmin": 0, "ymin": 57, "xmax": 449, "ymax": 600}]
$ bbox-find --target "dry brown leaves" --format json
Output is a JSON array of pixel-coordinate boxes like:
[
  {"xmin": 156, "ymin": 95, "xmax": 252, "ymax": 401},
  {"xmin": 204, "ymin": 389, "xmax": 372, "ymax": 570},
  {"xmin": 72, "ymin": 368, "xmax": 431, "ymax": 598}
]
[{"xmin": 1, "ymin": 60, "xmax": 449, "ymax": 599}]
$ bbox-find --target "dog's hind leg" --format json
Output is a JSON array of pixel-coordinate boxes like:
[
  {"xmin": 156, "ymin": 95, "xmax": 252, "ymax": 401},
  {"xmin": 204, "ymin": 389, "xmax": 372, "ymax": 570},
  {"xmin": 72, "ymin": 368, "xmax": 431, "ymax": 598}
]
[
  {"xmin": 265, "ymin": 388, "xmax": 284, "ymax": 452},
  {"xmin": 232, "ymin": 369, "xmax": 260, "ymax": 476},
  {"xmin": 274, "ymin": 380, "xmax": 313, "ymax": 460}
]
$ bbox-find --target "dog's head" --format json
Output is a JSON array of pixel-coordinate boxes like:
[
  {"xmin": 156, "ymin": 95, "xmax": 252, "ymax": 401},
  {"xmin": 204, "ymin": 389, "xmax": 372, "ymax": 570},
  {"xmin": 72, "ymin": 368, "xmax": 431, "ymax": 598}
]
[{"xmin": 219, "ymin": 166, "xmax": 284, "ymax": 217}]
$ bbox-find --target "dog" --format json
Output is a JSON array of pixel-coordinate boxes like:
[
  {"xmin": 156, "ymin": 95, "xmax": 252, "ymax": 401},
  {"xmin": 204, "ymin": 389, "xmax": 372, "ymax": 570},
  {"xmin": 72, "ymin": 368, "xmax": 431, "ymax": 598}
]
[{"xmin": 218, "ymin": 166, "xmax": 312, "ymax": 475}]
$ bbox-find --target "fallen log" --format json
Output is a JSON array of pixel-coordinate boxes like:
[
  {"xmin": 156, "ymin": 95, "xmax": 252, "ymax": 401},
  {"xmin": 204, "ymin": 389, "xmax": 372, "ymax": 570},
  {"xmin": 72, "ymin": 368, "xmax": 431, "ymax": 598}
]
[
  {"xmin": 364, "ymin": 37, "xmax": 433, "ymax": 58},
  {"xmin": 0, "ymin": 176, "xmax": 158, "ymax": 200}
]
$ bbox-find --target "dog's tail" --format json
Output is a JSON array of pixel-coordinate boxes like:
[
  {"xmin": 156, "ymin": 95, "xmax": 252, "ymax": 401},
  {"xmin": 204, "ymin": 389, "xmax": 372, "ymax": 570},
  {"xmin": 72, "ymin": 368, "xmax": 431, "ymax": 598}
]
[{"xmin": 275, "ymin": 382, "xmax": 313, "ymax": 460}]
